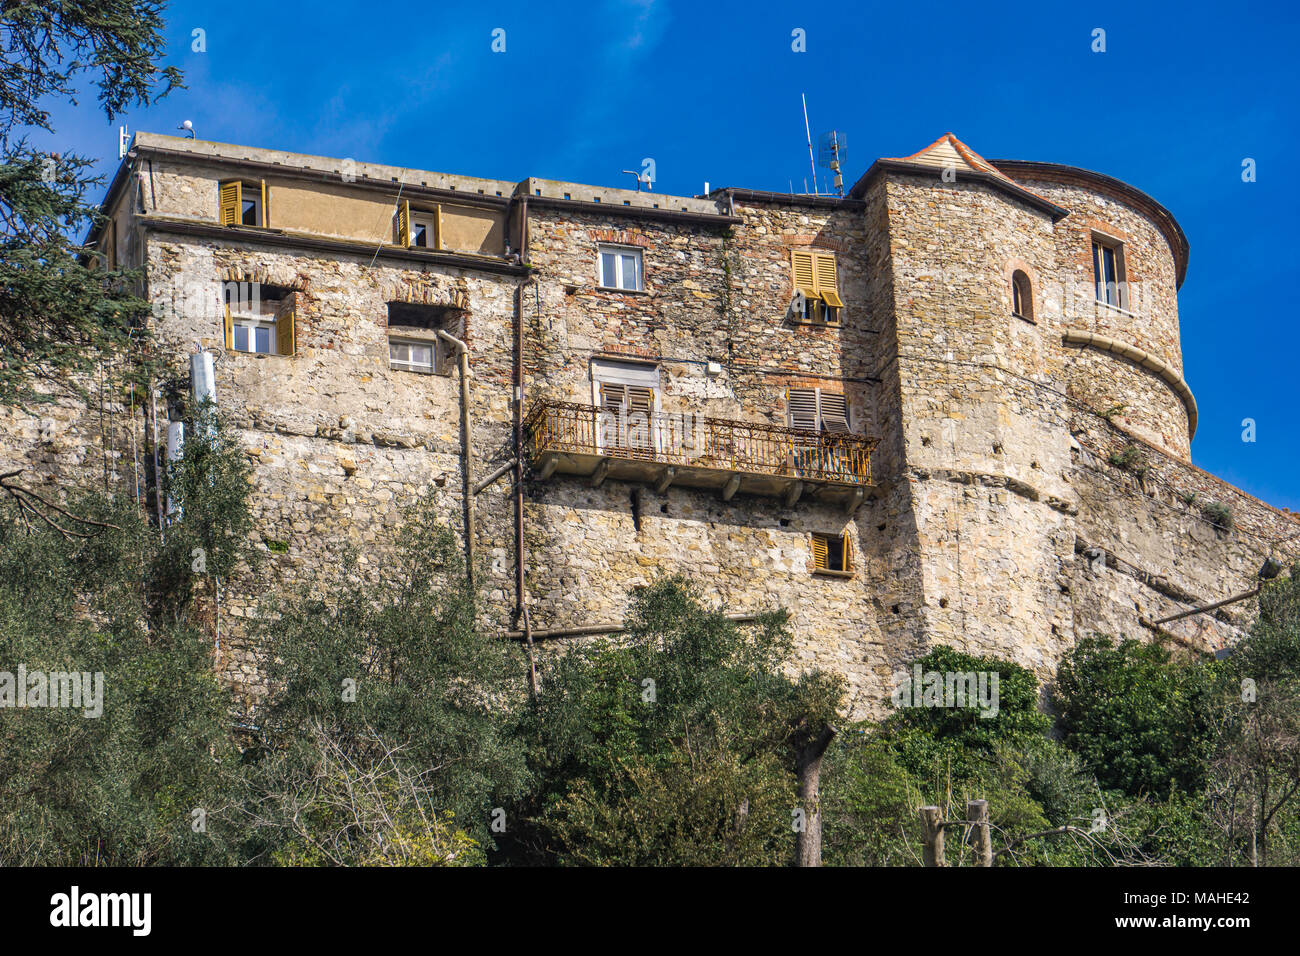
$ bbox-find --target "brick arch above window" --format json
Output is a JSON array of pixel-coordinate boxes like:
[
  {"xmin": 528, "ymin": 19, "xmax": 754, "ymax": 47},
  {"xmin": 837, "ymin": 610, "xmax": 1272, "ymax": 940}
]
[{"xmin": 1003, "ymin": 257, "xmax": 1042, "ymax": 324}]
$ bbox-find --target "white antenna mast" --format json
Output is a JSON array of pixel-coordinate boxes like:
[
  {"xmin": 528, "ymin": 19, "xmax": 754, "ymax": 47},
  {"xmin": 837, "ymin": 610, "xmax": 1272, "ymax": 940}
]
[{"xmin": 802, "ymin": 94, "xmax": 819, "ymax": 196}]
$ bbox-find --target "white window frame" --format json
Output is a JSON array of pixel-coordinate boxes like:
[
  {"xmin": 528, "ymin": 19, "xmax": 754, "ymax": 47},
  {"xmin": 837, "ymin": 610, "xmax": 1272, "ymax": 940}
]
[
  {"xmin": 239, "ymin": 185, "xmax": 262, "ymax": 228},
  {"xmin": 410, "ymin": 212, "xmax": 435, "ymax": 249},
  {"xmin": 1092, "ymin": 234, "xmax": 1128, "ymax": 311},
  {"xmin": 591, "ymin": 358, "xmax": 660, "ymax": 453},
  {"xmin": 388, "ymin": 337, "xmax": 438, "ymax": 375},
  {"xmin": 230, "ymin": 313, "xmax": 276, "ymax": 355},
  {"xmin": 597, "ymin": 244, "xmax": 644, "ymax": 292}
]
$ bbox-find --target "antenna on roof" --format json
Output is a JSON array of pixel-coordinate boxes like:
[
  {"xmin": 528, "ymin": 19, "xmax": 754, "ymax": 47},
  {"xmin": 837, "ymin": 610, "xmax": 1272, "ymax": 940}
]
[
  {"xmin": 118, "ymin": 125, "xmax": 130, "ymax": 159},
  {"xmin": 801, "ymin": 94, "xmax": 819, "ymax": 196},
  {"xmin": 620, "ymin": 169, "xmax": 643, "ymax": 192},
  {"xmin": 818, "ymin": 131, "xmax": 847, "ymax": 197}
]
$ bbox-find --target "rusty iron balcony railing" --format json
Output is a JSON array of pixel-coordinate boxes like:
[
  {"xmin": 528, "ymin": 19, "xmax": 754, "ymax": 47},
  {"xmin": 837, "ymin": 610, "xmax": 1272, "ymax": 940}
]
[{"xmin": 525, "ymin": 400, "xmax": 877, "ymax": 509}]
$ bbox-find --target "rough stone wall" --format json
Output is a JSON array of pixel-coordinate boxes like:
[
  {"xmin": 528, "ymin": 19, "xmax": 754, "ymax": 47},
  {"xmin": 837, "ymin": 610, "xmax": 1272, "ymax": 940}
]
[
  {"xmin": 880, "ymin": 171, "xmax": 1079, "ymax": 677},
  {"xmin": 1014, "ymin": 176, "xmax": 1192, "ymax": 460},
  {"xmin": 873, "ymin": 165, "xmax": 1299, "ymax": 698},
  {"xmin": 5, "ymin": 141, "xmax": 1299, "ymax": 722},
  {"xmin": 144, "ymin": 232, "xmax": 512, "ymax": 702},
  {"xmin": 513, "ymin": 201, "xmax": 904, "ymax": 715}
]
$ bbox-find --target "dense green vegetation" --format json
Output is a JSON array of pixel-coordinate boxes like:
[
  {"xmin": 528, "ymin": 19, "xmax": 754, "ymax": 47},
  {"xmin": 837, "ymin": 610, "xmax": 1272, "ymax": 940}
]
[{"xmin": 3, "ymin": 405, "xmax": 1299, "ymax": 866}]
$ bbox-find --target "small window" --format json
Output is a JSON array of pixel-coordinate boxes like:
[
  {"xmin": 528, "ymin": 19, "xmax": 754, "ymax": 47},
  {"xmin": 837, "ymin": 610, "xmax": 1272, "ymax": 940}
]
[
  {"xmin": 1092, "ymin": 237, "xmax": 1127, "ymax": 309},
  {"xmin": 397, "ymin": 200, "xmax": 441, "ymax": 249},
  {"xmin": 389, "ymin": 339, "xmax": 436, "ymax": 374},
  {"xmin": 811, "ymin": 533, "xmax": 852, "ymax": 575},
  {"xmin": 219, "ymin": 180, "xmax": 266, "ymax": 228},
  {"xmin": 789, "ymin": 250, "xmax": 842, "ymax": 324},
  {"xmin": 1011, "ymin": 270, "xmax": 1033, "ymax": 321},
  {"xmin": 788, "ymin": 388, "xmax": 850, "ymax": 432},
  {"xmin": 598, "ymin": 245, "xmax": 643, "ymax": 291},
  {"xmin": 223, "ymin": 281, "xmax": 293, "ymax": 356},
  {"xmin": 385, "ymin": 302, "xmax": 459, "ymax": 375}
]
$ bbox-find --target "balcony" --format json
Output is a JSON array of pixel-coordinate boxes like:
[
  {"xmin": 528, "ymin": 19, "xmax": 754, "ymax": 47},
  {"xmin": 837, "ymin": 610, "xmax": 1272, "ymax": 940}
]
[{"xmin": 525, "ymin": 401, "xmax": 877, "ymax": 511}]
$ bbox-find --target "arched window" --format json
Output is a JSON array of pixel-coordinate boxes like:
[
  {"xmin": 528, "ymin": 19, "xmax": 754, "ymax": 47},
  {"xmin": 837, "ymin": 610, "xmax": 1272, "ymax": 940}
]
[{"xmin": 1011, "ymin": 270, "xmax": 1033, "ymax": 321}]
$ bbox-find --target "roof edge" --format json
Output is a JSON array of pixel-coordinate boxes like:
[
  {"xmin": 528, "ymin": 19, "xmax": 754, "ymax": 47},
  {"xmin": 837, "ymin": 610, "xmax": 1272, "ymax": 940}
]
[
  {"xmin": 849, "ymin": 159, "xmax": 1070, "ymax": 221},
  {"xmin": 989, "ymin": 159, "xmax": 1189, "ymax": 288}
]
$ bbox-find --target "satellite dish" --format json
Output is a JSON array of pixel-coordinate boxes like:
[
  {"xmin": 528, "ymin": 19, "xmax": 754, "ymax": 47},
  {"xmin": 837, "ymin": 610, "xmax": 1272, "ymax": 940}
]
[{"xmin": 178, "ymin": 120, "xmax": 195, "ymax": 138}]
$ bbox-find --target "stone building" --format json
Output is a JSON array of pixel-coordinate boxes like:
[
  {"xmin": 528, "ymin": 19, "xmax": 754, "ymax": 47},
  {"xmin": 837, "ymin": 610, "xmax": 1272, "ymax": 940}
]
[{"xmin": 10, "ymin": 130, "xmax": 1297, "ymax": 717}]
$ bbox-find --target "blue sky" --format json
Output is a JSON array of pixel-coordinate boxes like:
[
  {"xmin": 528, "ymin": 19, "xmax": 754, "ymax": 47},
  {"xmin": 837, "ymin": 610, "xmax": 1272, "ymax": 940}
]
[{"xmin": 36, "ymin": 0, "xmax": 1300, "ymax": 508}]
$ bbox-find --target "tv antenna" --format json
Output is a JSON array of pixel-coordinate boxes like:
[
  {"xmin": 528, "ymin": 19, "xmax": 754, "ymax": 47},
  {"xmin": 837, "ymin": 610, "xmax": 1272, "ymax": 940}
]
[
  {"xmin": 801, "ymin": 94, "xmax": 819, "ymax": 195},
  {"xmin": 818, "ymin": 131, "xmax": 847, "ymax": 197}
]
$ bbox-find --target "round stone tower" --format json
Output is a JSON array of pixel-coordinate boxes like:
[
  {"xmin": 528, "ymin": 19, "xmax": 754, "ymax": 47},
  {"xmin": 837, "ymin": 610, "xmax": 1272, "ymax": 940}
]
[{"xmin": 992, "ymin": 158, "xmax": 1193, "ymax": 460}]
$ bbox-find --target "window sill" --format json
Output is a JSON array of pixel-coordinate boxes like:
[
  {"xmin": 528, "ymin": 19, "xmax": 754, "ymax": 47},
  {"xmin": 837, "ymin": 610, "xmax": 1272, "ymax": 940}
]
[
  {"xmin": 1012, "ymin": 312, "xmax": 1036, "ymax": 325},
  {"xmin": 223, "ymin": 223, "xmax": 284, "ymax": 235},
  {"xmin": 1094, "ymin": 299, "xmax": 1139, "ymax": 319},
  {"xmin": 389, "ymin": 365, "xmax": 452, "ymax": 377},
  {"xmin": 812, "ymin": 568, "xmax": 855, "ymax": 579},
  {"xmin": 788, "ymin": 317, "xmax": 843, "ymax": 329},
  {"xmin": 596, "ymin": 286, "xmax": 649, "ymax": 296}
]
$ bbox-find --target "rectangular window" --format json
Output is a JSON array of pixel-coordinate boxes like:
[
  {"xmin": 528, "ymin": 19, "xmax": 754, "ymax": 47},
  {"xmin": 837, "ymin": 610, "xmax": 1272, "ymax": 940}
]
[
  {"xmin": 790, "ymin": 250, "xmax": 843, "ymax": 324},
  {"xmin": 598, "ymin": 245, "xmax": 643, "ymax": 291},
  {"xmin": 223, "ymin": 282, "xmax": 292, "ymax": 356},
  {"xmin": 788, "ymin": 387, "xmax": 850, "ymax": 432},
  {"xmin": 219, "ymin": 180, "xmax": 266, "ymax": 228},
  {"xmin": 389, "ymin": 339, "xmax": 436, "ymax": 374},
  {"xmin": 1092, "ymin": 237, "xmax": 1127, "ymax": 309},
  {"xmin": 811, "ymin": 533, "xmax": 852, "ymax": 575},
  {"xmin": 232, "ymin": 323, "xmax": 273, "ymax": 354},
  {"xmin": 397, "ymin": 199, "xmax": 442, "ymax": 249},
  {"xmin": 592, "ymin": 358, "xmax": 658, "ymax": 453},
  {"xmin": 385, "ymin": 302, "xmax": 458, "ymax": 375},
  {"xmin": 789, "ymin": 388, "xmax": 859, "ymax": 480}
]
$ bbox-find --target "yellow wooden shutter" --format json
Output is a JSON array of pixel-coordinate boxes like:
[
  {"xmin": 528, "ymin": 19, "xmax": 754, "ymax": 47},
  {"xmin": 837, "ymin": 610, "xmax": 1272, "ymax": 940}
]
[
  {"xmin": 815, "ymin": 254, "xmax": 842, "ymax": 307},
  {"xmin": 788, "ymin": 388, "xmax": 819, "ymax": 431},
  {"xmin": 434, "ymin": 204, "xmax": 443, "ymax": 250},
  {"xmin": 397, "ymin": 199, "xmax": 411, "ymax": 247},
  {"xmin": 223, "ymin": 303, "xmax": 234, "ymax": 350},
  {"xmin": 275, "ymin": 294, "xmax": 296, "ymax": 357},
  {"xmin": 791, "ymin": 250, "xmax": 817, "ymax": 299},
  {"xmin": 819, "ymin": 392, "xmax": 849, "ymax": 433},
  {"xmin": 260, "ymin": 180, "xmax": 268, "ymax": 227},
  {"xmin": 219, "ymin": 181, "xmax": 241, "ymax": 226},
  {"xmin": 811, "ymin": 534, "xmax": 829, "ymax": 571},
  {"xmin": 841, "ymin": 536, "xmax": 853, "ymax": 573}
]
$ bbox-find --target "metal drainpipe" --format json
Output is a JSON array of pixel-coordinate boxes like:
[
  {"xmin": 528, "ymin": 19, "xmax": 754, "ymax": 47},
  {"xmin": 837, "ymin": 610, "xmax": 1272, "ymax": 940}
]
[
  {"xmin": 436, "ymin": 329, "xmax": 474, "ymax": 591},
  {"xmin": 514, "ymin": 279, "xmax": 538, "ymax": 698}
]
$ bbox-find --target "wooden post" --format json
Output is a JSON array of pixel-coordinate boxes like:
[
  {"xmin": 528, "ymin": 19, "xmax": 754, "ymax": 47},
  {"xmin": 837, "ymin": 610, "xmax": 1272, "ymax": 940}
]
[
  {"xmin": 968, "ymin": 799, "xmax": 992, "ymax": 867},
  {"xmin": 921, "ymin": 806, "xmax": 946, "ymax": 867}
]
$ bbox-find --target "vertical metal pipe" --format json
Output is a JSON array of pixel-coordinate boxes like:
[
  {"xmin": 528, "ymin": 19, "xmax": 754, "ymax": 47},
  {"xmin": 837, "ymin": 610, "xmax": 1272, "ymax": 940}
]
[
  {"xmin": 514, "ymin": 280, "xmax": 537, "ymax": 697},
  {"xmin": 436, "ymin": 329, "xmax": 474, "ymax": 591},
  {"xmin": 150, "ymin": 380, "xmax": 164, "ymax": 534}
]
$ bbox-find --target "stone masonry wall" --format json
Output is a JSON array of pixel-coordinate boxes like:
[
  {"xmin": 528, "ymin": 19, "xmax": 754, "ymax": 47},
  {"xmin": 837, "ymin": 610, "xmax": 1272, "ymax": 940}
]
[{"xmin": 4, "ymin": 140, "xmax": 1296, "ymax": 723}]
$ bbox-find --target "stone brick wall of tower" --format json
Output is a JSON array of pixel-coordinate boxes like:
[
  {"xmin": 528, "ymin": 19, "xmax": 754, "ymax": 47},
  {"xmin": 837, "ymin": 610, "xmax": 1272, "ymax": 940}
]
[
  {"xmin": 876, "ymin": 168, "xmax": 1300, "ymax": 691},
  {"xmin": 1013, "ymin": 175, "xmax": 1191, "ymax": 460}
]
